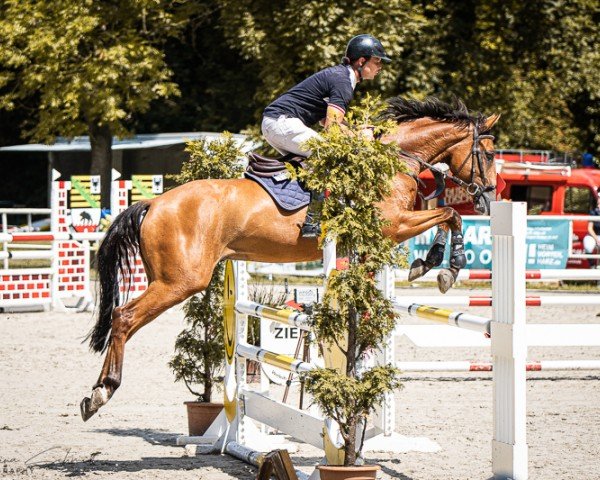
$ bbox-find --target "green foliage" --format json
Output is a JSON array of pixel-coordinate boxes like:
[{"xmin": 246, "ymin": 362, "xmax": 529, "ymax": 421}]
[
  {"xmin": 217, "ymin": 0, "xmax": 425, "ymax": 109},
  {"xmin": 304, "ymin": 367, "xmax": 402, "ymax": 446},
  {"xmin": 425, "ymin": 0, "xmax": 600, "ymax": 154},
  {"xmin": 168, "ymin": 131, "xmax": 244, "ymax": 401},
  {"xmin": 300, "ymin": 96, "xmax": 404, "ymax": 465},
  {"xmin": 168, "ymin": 132, "xmax": 245, "ymax": 185},
  {"xmin": 0, "ymin": 0, "xmax": 183, "ymax": 141},
  {"xmin": 215, "ymin": 0, "xmax": 599, "ymax": 155}
]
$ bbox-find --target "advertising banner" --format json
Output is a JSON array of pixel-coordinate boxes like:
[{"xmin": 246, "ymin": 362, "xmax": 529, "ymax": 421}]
[{"xmin": 407, "ymin": 218, "xmax": 571, "ymax": 269}]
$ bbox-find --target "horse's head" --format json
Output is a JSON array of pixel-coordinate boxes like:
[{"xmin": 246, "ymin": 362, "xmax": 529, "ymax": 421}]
[
  {"xmin": 383, "ymin": 97, "xmax": 502, "ymax": 215},
  {"xmin": 442, "ymin": 113, "xmax": 501, "ymax": 215}
]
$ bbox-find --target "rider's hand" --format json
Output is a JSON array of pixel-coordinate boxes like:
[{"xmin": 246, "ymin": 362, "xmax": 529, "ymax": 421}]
[{"xmin": 359, "ymin": 125, "xmax": 375, "ymax": 141}]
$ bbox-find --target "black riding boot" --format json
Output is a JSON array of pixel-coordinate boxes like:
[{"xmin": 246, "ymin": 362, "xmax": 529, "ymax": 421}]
[{"xmin": 301, "ymin": 192, "xmax": 325, "ymax": 238}]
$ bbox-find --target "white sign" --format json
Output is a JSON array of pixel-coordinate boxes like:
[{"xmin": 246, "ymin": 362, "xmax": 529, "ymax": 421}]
[{"xmin": 260, "ymin": 320, "xmax": 303, "ymax": 385}]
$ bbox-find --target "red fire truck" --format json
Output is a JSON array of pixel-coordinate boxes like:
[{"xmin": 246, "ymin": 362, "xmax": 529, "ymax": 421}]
[{"xmin": 418, "ymin": 150, "xmax": 600, "ymax": 268}]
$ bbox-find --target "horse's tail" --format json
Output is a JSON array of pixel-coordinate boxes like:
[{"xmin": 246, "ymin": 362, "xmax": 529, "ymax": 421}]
[{"xmin": 88, "ymin": 201, "xmax": 151, "ymax": 353}]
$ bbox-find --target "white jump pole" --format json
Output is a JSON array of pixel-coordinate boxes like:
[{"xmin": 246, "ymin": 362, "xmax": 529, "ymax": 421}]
[
  {"xmin": 491, "ymin": 201, "xmax": 528, "ymax": 480},
  {"xmin": 397, "ymin": 295, "xmax": 600, "ymax": 307},
  {"xmin": 397, "ymin": 360, "xmax": 600, "ymax": 373}
]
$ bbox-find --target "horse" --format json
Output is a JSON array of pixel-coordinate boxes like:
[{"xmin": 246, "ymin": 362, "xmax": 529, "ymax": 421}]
[{"xmin": 80, "ymin": 97, "xmax": 500, "ymax": 421}]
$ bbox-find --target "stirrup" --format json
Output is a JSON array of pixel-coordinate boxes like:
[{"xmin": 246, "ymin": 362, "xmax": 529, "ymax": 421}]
[{"xmin": 301, "ymin": 222, "xmax": 321, "ymax": 238}]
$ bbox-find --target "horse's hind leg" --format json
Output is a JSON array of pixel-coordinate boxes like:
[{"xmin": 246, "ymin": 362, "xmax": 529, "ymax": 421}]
[
  {"xmin": 408, "ymin": 225, "xmax": 449, "ymax": 281},
  {"xmin": 80, "ymin": 281, "xmax": 190, "ymax": 421}
]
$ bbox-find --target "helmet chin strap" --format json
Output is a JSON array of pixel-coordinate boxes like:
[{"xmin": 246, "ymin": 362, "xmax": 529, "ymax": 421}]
[{"xmin": 357, "ymin": 67, "xmax": 363, "ymax": 82}]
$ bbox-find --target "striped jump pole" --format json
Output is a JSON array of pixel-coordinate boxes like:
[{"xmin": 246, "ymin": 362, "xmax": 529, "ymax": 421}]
[
  {"xmin": 236, "ymin": 343, "xmax": 315, "ymax": 374},
  {"xmin": 401, "ymin": 295, "xmax": 600, "ymax": 307},
  {"xmin": 396, "ymin": 268, "xmax": 600, "ymax": 282},
  {"xmin": 0, "ymin": 232, "xmax": 105, "ymax": 243},
  {"xmin": 393, "ymin": 300, "xmax": 491, "ymax": 335},
  {"xmin": 397, "ymin": 360, "xmax": 600, "ymax": 373},
  {"xmin": 234, "ymin": 300, "xmax": 312, "ymax": 331}
]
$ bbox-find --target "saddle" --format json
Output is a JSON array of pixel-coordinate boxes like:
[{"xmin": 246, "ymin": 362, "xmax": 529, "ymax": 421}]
[
  {"xmin": 246, "ymin": 152, "xmax": 308, "ymax": 178},
  {"xmin": 245, "ymin": 151, "xmax": 321, "ymax": 237}
]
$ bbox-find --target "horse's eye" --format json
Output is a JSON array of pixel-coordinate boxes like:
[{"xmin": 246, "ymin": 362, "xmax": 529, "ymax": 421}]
[{"xmin": 485, "ymin": 151, "xmax": 495, "ymax": 162}]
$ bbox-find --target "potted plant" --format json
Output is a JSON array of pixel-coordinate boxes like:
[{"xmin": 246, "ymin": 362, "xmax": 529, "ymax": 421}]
[
  {"xmin": 298, "ymin": 96, "xmax": 406, "ymax": 478},
  {"xmin": 168, "ymin": 133, "xmax": 245, "ymax": 435}
]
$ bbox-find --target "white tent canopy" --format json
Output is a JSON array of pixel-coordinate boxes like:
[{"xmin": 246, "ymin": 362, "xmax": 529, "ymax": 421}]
[{"xmin": 0, "ymin": 132, "xmax": 250, "ymax": 152}]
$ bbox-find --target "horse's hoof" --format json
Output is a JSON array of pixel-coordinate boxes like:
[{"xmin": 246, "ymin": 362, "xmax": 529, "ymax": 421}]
[
  {"xmin": 80, "ymin": 385, "xmax": 109, "ymax": 421},
  {"xmin": 80, "ymin": 397, "xmax": 96, "ymax": 422},
  {"xmin": 437, "ymin": 269, "xmax": 455, "ymax": 294},
  {"xmin": 408, "ymin": 258, "xmax": 429, "ymax": 282}
]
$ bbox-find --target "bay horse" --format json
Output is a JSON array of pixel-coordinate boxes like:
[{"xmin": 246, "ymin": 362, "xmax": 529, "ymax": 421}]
[{"xmin": 81, "ymin": 97, "xmax": 499, "ymax": 421}]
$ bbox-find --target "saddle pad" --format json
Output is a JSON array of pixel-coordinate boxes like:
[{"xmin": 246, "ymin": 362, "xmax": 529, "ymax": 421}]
[{"xmin": 245, "ymin": 172, "xmax": 311, "ymax": 211}]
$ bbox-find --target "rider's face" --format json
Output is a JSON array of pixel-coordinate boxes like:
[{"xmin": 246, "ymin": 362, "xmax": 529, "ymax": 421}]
[{"xmin": 361, "ymin": 57, "xmax": 383, "ymax": 80}]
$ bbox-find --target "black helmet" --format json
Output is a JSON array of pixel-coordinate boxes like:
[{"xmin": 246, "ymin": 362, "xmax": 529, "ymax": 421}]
[{"xmin": 345, "ymin": 34, "xmax": 391, "ymax": 64}]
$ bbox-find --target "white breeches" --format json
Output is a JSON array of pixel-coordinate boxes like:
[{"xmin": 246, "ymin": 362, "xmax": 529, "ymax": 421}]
[{"xmin": 261, "ymin": 116, "xmax": 321, "ymax": 156}]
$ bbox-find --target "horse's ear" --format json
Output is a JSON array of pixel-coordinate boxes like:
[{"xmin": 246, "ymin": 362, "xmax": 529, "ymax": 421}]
[{"xmin": 484, "ymin": 113, "xmax": 501, "ymax": 131}]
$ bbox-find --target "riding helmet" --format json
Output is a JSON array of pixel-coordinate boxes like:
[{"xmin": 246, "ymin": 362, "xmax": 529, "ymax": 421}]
[{"xmin": 344, "ymin": 34, "xmax": 392, "ymax": 63}]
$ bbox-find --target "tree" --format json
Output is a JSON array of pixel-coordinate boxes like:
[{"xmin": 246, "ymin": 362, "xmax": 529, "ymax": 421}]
[
  {"xmin": 425, "ymin": 0, "xmax": 600, "ymax": 154},
  {"xmin": 132, "ymin": 2, "xmax": 260, "ymax": 134},
  {"xmin": 216, "ymin": 0, "xmax": 427, "ymax": 111},
  {"xmin": 299, "ymin": 97, "xmax": 405, "ymax": 465},
  {"xmin": 0, "ymin": 0, "xmax": 184, "ymax": 206}
]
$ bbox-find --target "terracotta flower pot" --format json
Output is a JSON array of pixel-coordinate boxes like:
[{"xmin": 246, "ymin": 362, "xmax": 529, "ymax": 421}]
[
  {"xmin": 184, "ymin": 401, "xmax": 223, "ymax": 436},
  {"xmin": 317, "ymin": 464, "xmax": 380, "ymax": 480}
]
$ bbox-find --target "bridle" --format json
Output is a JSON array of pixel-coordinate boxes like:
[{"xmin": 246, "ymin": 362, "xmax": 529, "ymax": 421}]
[{"xmin": 400, "ymin": 121, "xmax": 496, "ymax": 202}]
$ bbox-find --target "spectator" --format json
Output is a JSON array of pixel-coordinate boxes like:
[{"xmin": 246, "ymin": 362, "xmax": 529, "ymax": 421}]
[
  {"xmin": 583, "ymin": 187, "xmax": 600, "ymax": 266},
  {"xmin": 582, "ymin": 152, "xmax": 596, "ymax": 168}
]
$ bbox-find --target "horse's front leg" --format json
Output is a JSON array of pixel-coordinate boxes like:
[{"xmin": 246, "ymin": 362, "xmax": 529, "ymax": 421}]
[
  {"xmin": 408, "ymin": 225, "xmax": 449, "ymax": 281},
  {"xmin": 389, "ymin": 207, "xmax": 464, "ymax": 293},
  {"xmin": 438, "ymin": 213, "xmax": 466, "ymax": 293}
]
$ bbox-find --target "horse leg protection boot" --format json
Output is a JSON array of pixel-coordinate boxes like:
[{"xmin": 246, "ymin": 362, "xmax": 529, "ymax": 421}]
[
  {"xmin": 449, "ymin": 231, "xmax": 466, "ymax": 269},
  {"xmin": 425, "ymin": 228, "xmax": 447, "ymax": 267}
]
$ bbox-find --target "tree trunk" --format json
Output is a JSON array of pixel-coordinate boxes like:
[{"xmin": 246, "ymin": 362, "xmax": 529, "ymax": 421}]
[
  {"xmin": 344, "ymin": 415, "xmax": 357, "ymax": 466},
  {"xmin": 89, "ymin": 123, "xmax": 112, "ymax": 209}
]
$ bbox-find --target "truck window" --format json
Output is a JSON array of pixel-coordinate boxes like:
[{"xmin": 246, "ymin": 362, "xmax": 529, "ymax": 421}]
[
  {"xmin": 564, "ymin": 187, "xmax": 593, "ymax": 213},
  {"xmin": 510, "ymin": 185, "xmax": 552, "ymax": 214}
]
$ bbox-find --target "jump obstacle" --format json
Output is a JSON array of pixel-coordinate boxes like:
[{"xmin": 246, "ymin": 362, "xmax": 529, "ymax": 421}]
[
  {"xmin": 0, "ymin": 170, "xmax": 155, "ymax": 312},
  {"xmin": 0, "ymin": 175, "xmax": 103, "ymax": 311},
  {"xmin": 181, "ymin": 240, "xmax": 437, "ymax": 479},
  {"xmin": 396, "ymin": 294, "xmax": 600, "ymax": 307},
  {"xmin": 175, "ymin": 202, "xmax": 532, "ymax": 479}
]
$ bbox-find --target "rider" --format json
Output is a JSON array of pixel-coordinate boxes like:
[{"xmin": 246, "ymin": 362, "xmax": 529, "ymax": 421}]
[
  {"xmin": 260, "ymin": 35, "xmax": 391, "ymax": 237},
  {"xmin": 261, "ymin": 34, "xmax": 392, "ymax": 157}
]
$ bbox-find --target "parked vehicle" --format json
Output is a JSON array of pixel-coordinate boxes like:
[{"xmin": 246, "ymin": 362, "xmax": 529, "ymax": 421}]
[{"xmin": 418, "ymin": 149, "xmax": 600, "ymax": 268}]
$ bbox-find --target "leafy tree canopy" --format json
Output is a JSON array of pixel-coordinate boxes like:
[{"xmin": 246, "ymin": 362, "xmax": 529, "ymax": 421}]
[{"xmin": 0, "ymin": 0, "xmax": 183, "ymax": 142}]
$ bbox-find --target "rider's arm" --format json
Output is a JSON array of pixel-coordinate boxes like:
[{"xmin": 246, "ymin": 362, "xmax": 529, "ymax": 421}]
[{"xmin": 323, "ymin": 105, "xmax": 347, "ymax": 129}]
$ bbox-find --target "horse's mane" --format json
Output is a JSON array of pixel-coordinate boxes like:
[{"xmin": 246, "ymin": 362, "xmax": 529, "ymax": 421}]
[{"xmin": 382, "ymin": 96, "xmax": 488, "ymax": 131}]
